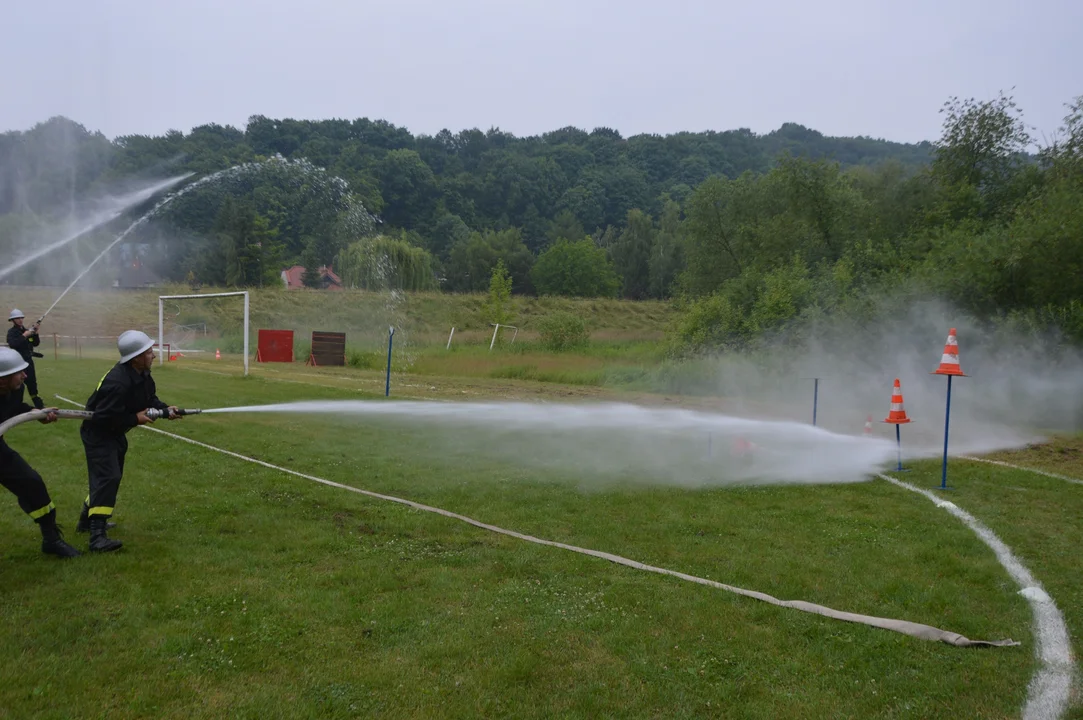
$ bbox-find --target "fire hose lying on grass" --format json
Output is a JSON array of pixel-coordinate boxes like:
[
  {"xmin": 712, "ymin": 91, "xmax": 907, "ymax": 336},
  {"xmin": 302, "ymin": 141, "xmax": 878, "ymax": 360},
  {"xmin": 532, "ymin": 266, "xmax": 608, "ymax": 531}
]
[{"xmin": 0, "ymin": 407, "xmax": 201, "ymax": 437}]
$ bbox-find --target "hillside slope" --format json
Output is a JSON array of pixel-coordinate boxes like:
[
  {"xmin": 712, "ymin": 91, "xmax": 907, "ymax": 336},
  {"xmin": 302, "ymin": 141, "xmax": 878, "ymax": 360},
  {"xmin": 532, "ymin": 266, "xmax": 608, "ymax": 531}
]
[{"xmin": 0, "ymin": 285, "xmax": 675, "ymax": 349}]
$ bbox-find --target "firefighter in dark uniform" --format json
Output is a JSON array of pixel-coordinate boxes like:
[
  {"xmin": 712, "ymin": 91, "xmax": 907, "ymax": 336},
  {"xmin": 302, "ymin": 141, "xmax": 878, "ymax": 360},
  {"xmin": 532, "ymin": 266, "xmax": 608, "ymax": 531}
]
[
  {"xmin": 0, "ymin": 347, "xmax": 81, "ymax": 558},
  {"xmin": 6, "ymin": 309, "xmax": 45, "ymax": 409},
  {"xmin": 77, "ymin": 330, "xmax": 180, "ymax": 552}
]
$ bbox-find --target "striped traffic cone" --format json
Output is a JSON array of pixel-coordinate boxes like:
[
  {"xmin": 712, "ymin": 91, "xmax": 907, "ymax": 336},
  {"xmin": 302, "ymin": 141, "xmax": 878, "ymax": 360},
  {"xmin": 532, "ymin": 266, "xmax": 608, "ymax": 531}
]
[
  {"xmin": 883, "ymin": 378, "xmax": 911, "ymax": 472},
  {"xmin": 883, "ymin": 378, "xmax": 911, "ymax": 424},
  {"xmin": 215, "ymin": 348, "xmax": 221, "ymax": 360},
  {"xmin": 931, "ymin": 328, "xmax": 967, "ymax": 377},
  {"xmin": 932, "ymin": 328, "xmax": 965, "ymax": 489},
  {"xmin": 863, "ymin": 415, "xmax": 873, "ymax": 436}
]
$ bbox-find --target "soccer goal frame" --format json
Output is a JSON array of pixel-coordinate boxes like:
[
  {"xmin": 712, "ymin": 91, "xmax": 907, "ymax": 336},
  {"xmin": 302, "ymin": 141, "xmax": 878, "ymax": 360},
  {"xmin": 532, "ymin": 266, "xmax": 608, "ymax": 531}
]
[{"xmin": 158, "ymin": 291, "xmax": 250, "ymax": 376}]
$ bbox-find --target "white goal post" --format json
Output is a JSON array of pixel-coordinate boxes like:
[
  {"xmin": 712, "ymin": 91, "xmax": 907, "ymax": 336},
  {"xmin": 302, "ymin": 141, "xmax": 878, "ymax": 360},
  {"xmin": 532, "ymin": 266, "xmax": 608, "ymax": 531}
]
[{"xmin": 158, "ymin": 291, "xmax": 250, "ymax": 376}]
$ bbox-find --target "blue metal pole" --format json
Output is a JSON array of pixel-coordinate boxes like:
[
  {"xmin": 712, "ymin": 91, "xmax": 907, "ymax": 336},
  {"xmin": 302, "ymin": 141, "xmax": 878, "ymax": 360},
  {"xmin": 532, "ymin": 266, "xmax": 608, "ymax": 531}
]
[
  {"xmin": 385, "ymin": 326, "xmax": 394, "ymax": 397},
  {"xmin": 940, "ymin": 375, "xmax": 952, "ymax": 489},
  {"xmin": 812, "ymin": 378, "xmax": 819, "ymax": 427},
  {"xmin": 896, "ymin": 423, "xmax": 903, "ymax": 472}
]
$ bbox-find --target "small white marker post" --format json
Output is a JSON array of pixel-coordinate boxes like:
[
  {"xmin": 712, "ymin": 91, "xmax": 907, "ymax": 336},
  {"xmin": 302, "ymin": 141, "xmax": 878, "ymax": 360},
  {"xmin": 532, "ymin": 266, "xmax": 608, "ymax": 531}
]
[
  {"xmin": 489, "ymin": 323, "xmax": 500, "ymax": 351},
  {"xmin": 446, "ymin": 326, "xmax": 455, "ymax": 350}
]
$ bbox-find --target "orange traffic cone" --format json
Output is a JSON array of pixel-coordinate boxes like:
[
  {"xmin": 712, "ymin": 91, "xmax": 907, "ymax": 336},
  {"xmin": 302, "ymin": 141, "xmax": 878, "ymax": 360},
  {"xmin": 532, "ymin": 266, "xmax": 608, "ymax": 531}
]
[
  {"xmin": 215, "ymin": 348, "xmax": 221, "ymax": 360},
  {"xmin": 932, "ymin": 328, "xmax": 967, "ymax": 376},
  {"xmin": 883, "ymin": 378, "xmax": 912, "ymax": 424},
  {"xmin": 863, "ymin": 415, "xmax": 873, "ymax": 435}
]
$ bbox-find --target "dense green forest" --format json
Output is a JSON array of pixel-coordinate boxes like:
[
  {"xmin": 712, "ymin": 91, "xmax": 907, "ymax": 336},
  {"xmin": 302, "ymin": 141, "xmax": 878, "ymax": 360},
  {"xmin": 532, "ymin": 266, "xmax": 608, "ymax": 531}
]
[{"xmin": 1, "ymin": 90, "xmax": 1080, "ymax": 348}]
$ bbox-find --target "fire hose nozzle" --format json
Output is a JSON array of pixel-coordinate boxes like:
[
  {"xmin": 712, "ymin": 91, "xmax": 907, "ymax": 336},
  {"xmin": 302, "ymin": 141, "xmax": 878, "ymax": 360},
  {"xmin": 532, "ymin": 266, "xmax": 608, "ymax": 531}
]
[{"xmin": 145, "ymin": 408, "xmax": 201, "ymax": 420}]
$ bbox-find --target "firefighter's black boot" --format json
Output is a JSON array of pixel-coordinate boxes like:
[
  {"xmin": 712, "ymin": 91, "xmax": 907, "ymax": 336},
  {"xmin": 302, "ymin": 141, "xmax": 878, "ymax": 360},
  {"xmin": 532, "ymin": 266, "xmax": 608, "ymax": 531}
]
[
  {"xmin": 31, "ymin": 395, "xmax": 44, "ymax": 410},
  {"xmin": 88, "ymin": 516, "xmax": 122, "ymax": 553},
  {"xmin": 76, "ymin": 503, "xmax": 114, "ymax": 533},
  {"xmin": 38, "ymin": 510, "xmax": 81, "ymax": 558}
]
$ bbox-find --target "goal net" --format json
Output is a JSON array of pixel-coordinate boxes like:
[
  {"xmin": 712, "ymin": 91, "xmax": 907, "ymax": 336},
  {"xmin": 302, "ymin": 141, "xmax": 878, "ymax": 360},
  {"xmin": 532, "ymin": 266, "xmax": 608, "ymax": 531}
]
[{"xmin": 157, "ymin": 291, "xmax": 250, "ymax": 375}]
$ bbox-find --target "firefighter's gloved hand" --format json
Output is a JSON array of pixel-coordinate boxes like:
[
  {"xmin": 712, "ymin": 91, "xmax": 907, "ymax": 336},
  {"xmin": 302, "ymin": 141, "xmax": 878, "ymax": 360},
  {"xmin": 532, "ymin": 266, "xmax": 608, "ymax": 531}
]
[
  {"xmin": 37, "ymin": 410, "xmax": 58, "ymax": 424},
  {"xmin": 136, "ymin": 410, "xmax": 154, "ymax": 425},
  {"xmin": 31, "ymin": 352, "xmax": 43, "ymax": 358},
  {"xmin": 167, "ymin": 406, "xmax": 181, "ymax": 420}
]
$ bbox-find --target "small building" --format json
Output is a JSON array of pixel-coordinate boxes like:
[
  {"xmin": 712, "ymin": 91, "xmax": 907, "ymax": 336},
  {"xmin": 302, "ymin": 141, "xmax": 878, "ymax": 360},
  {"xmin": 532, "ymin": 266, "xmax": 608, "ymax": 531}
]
[{"xmin": 281, "ymin": 265, "xmax": 343, "ymax": 291}]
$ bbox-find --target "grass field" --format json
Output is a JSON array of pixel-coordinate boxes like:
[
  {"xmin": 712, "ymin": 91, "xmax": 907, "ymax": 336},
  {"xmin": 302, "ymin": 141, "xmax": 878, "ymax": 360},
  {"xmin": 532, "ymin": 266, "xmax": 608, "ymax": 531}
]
[{"xmin": 1, "ymin": 355, "xmax": 1079, "ymax": 718}]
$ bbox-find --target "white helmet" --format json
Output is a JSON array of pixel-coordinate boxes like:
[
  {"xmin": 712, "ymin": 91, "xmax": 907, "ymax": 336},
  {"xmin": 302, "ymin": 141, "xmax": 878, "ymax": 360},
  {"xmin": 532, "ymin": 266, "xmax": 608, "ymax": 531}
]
[
  {"xmin": 118, "ymin": 330, "xmax": 155, "ymax": 363},
  {"xmin": 0, "ymin": 347, "xmax": 29, "ymax": 377},
  {"xmin": 8, "ymin": 309, "xmax": 24, "ymax": 321}
]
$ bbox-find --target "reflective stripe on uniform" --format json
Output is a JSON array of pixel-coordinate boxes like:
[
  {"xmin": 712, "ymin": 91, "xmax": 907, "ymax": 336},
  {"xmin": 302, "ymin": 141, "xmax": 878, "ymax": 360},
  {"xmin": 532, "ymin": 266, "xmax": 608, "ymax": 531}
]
[
  {"xmin": 28, "ymin": 501, "xmax": 55, "ymax": 520},
  {"xmin": 88, "ymin": 506, "xmax": 114, "ymax": 517}
]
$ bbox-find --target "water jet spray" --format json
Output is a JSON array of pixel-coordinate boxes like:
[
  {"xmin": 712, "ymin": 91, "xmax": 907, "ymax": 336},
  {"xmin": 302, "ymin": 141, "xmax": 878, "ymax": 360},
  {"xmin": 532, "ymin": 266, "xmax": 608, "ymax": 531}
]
[
  {"xmin": 193, "ymin": 399, "xmax": 904, "ymax": 487},
  {"xmin": 0, "ymin": 174, "xmax": 194, "ymax": 284}
]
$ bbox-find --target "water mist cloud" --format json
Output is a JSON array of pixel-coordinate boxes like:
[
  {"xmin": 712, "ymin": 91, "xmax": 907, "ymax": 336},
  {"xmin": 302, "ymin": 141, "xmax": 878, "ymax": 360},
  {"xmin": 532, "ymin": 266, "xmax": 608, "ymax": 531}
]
[{"xmin": 695, "ymin": 297, "xmax": 1083, "ymax": 459}]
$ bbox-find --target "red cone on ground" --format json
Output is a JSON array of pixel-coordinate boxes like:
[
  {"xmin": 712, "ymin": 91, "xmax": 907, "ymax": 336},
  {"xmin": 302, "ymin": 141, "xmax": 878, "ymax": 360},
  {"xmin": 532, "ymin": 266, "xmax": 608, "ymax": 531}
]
[
  {"xmin": 732, "ymin": 437, "xmax": 757, "ymax": 456},
  {"xmin": 215, "ymin": 348, "xmax": 221, "ymax": 360}
]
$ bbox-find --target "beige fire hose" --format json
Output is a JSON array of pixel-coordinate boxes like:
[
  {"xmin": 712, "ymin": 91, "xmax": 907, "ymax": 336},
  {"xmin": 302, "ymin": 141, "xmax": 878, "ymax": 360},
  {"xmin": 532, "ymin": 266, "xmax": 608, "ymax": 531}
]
[{"xmin": 0, "ymin": 408, "xmax": 94, "ymax": 437}]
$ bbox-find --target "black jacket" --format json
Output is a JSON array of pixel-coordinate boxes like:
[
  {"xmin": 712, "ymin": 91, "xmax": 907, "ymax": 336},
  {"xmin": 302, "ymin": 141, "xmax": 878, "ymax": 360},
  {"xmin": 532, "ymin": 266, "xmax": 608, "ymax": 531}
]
[
  {"xmin": 81, "ymin": 363, "xmax": 169, "ymax": 437},
  {"xmin": 0, "ymin": 389, "xmax": 34, "ymax": 450},
  {"xmin": 6, "ymin": 325, "xmax": 39, "ymax": 362}
]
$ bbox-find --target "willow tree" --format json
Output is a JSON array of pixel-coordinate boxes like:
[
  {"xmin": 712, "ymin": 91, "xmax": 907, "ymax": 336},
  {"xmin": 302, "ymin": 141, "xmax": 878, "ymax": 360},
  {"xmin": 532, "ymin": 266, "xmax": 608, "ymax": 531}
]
[{"xmin": 336, "ymin": 234, "xmax": 438, "ymax": 292}]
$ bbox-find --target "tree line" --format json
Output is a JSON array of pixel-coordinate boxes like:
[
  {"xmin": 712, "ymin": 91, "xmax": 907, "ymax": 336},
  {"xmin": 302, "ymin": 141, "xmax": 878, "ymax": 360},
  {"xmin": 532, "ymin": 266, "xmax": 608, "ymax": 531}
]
[
  {"xmin": 1, "ymin": 113, "xmax": 930, "ymax": 293},
  {"xmin": 1, "ymin": 91, "xmax": 1080, "ymax": 348}
]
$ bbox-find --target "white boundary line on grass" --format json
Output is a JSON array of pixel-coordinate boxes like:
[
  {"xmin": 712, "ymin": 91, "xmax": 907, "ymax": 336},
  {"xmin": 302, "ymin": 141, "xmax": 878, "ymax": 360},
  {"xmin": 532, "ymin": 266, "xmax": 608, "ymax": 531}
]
[
  {"xmin": 55, "ymin": 394, "xmax": 1021, "ymax": 654},
  {"xmin": 878, "ymin": 472, "xmax": 1075, "ymax": 720},
  {"xmin": 960, "ymin": 456, "xmax": 1083, "ymax": 486}
]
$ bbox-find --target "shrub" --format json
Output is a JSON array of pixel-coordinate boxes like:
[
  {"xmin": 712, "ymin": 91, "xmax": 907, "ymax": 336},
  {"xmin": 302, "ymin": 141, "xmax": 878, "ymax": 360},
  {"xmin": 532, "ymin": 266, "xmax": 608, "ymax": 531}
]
[
  {"xmin": 536, "ymin": 311, "xmax": 589, "ymax": 351},
  {"xmin": 347, "ymin": 349, "xmax": 382, "ymax": 369}
]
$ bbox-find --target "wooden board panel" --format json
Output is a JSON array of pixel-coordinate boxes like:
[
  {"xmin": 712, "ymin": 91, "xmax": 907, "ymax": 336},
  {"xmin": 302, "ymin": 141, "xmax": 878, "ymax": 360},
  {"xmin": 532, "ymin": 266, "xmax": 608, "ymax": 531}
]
[{"xmin": 309, "ymin": 330, "xmax": 346, "ymax": 366}]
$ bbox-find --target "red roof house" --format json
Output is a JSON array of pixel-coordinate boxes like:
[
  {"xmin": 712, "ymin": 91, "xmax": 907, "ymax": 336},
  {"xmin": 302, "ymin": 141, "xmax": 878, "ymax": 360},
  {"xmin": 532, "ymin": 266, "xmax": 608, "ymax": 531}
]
[{"xmin": 281, "ymin": 265, "xmax": 343, "ymax": 290}]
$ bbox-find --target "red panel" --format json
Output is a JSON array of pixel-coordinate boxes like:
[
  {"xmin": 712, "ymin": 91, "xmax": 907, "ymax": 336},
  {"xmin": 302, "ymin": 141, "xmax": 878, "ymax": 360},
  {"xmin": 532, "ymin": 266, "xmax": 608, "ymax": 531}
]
[{"xmin": 257, "ymin": 329, "xmax": 294, "ymax": 363}]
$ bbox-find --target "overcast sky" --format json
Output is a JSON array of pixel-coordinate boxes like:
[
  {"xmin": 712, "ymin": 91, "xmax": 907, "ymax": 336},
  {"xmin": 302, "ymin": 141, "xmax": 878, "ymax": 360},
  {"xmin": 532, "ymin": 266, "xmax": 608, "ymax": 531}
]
[{"xmin": 2, "ymin": 0, "xmax": 1080, "ymax": 145}]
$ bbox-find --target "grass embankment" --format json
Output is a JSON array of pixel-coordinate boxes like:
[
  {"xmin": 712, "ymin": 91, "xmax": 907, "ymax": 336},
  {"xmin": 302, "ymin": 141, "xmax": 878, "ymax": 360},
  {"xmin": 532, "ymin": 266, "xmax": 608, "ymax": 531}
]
[
  {"xmin": 0, "ymin": 284, "xmax": 691, "ymax": 398},
  {"xmin": 1, "ymin": 358, "xmax": 1079, "ymax": 718},
  {"xmin": 0, "ymin": 285, "xmax": 674, "ymax": 346},
  {"xmin": 0, "ymin": 284, "xmax": 681, "ymax": 391}
]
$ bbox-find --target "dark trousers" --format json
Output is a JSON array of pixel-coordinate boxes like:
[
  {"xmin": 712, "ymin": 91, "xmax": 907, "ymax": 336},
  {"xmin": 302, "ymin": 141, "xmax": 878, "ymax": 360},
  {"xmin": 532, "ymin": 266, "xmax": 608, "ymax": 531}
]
[
  {"xmin": 0, "ymin": 443, "xmax": 54, "ymax": 521},
  {"xmin": 81, "ymin": 428, "xmax": 127, "ymax": 518}
]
